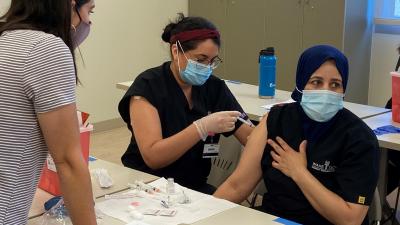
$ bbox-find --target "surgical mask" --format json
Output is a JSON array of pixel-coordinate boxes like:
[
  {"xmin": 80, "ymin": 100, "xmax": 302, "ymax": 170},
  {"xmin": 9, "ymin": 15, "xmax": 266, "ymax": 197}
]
[
  {"xmin": 71, "ymin": 18, "xmax": 91, "ymax": 49},
  {"xmin": 299, "ymin": 89, "xmax": 344, "ymax": 122},
  {"xmin": 176, "ymin": 41, "xmax": 212, "ymax": 86}
]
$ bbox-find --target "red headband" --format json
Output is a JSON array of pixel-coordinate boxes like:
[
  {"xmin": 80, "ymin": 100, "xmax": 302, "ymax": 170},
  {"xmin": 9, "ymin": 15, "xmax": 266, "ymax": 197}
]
[{"xmin": 170, "ymin": 29, "xmax": 220, "ymax": 43}]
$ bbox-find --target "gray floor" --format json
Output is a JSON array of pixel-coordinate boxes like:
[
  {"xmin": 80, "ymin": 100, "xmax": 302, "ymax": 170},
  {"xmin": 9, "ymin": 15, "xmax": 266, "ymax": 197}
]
[{"xmin": 90, "ymin": 127, "xmax": 130, "ymax": 166}]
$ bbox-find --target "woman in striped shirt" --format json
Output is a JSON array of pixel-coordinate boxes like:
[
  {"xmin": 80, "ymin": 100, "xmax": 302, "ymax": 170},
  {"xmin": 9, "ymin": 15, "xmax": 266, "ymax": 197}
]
[{"xmin": 0, "ymin": 0, "xmax": 96, "ymax": 224}]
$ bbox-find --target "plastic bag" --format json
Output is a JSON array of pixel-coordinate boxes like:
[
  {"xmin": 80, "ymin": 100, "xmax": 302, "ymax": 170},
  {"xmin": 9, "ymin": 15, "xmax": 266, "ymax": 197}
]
[
  {"xmin": 92, "ymin": 168, "xmax": 113, "ymax": 188},
  {"xmin": 40, "ymin": 197, "xmax": 70, "ymax": 225}
]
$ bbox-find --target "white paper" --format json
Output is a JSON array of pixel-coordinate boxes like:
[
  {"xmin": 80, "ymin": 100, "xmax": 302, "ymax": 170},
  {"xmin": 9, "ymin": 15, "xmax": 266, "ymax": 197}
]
[
  {"xmin": 46, "ymin": 155, "xmax": 57, "ymax": 172},
  {"xmin": 126, "ymin": 221, "xmax": 152, "ymax": 225},
  {"xmin": 96, "ymin": 178, "xmax": 237, "ymax": 225},
  {"xmin": 261, "ymin": 99, "xmax": 295, "ymax": 110}
]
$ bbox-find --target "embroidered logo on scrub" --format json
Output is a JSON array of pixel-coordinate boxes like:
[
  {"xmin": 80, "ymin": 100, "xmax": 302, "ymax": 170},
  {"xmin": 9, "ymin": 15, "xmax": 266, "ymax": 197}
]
[{"xmin": 311, "ymin": 160, "xmax": 336, "ymax": 172}]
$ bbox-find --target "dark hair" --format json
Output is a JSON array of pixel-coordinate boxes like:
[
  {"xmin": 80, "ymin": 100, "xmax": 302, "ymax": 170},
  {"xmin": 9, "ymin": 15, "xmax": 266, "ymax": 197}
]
[
  {"xmin": 162, "ymin": 13, "xmax": 221, "ymax": 52},
  {"xmin": 0, "ymin": 0, "xmax": 78, "ymax": 82},
  {"xmin": 76, "ymin": 0, "xmax": 91, "ymax": 9},
  {"xmin": 75, "ymin": 0, "xmax": 90, "ymax": 21}
]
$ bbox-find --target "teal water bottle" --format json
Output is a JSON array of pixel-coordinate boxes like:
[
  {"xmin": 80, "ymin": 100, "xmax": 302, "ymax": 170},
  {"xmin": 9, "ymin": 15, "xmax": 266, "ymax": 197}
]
[{"xmin": 259, "ymin": 47, "xmax": 276, "ymax": 98}]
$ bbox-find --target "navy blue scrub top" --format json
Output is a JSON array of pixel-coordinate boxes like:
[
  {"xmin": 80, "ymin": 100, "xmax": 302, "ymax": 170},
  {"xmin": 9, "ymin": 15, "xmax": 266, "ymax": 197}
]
[{"xmin": 260, "ymin": 103, "xmax": 379, "ymax": 225}]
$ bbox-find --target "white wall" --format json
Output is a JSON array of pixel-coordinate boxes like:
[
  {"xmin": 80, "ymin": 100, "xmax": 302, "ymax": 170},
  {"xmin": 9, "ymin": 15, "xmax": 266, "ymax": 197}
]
[
  {"xmin": 76, "ymin": 0, "xmax": 188, "ymax": 124},
  {"xmin": 0, "ymin": 0, "xmax": 188, "ymax": 124},
  {"xmin": 3, "ymin": 0, "xmax": 393, "ymax": 115},
  {"xmin": 0, "ymin": 0, "xmax": 10, "ymax": 20},
  {"xmin": 369, "ymin": 32, "xmax": 398, "ymax": 107}
]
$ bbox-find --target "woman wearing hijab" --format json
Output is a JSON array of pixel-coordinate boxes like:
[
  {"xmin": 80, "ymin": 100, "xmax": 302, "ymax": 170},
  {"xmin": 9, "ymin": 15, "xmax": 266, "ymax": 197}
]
[{"xmin": 214, "ymin": 45, "xmax": 379, "ymax": 225}]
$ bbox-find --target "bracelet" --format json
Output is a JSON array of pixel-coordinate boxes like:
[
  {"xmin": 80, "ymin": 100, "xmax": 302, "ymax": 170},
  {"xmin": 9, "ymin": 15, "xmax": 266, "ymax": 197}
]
[{"xmin": 193, "ymin": 121, "xmax": 207, "ymax": 141}]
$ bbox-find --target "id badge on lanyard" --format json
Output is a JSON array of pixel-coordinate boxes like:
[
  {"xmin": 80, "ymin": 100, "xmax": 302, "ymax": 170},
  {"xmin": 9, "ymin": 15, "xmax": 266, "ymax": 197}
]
[{"xmin": 202, "ymin": 132, "xmax": 220, "ymax": 158}]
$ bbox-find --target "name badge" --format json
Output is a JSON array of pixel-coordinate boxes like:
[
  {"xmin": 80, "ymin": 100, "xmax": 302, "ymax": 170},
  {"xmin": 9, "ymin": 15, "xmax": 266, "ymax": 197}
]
[{"xmin": 202, "ymin": 144, "xmax": 220, "ymax": 158}]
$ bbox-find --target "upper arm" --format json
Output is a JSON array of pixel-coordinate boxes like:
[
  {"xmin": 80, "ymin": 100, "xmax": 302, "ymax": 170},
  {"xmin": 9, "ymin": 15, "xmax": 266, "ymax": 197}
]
[
  {"xmin": 129, "ymin": 96, "xmax": 163, "ymax": 163},
  {"xmin": 225, "ymin": 116, "xmax": 268, "ymax": 196},
  {"xmin": 37, "ymin": 103, "xmax": 83, "ymax": 164}
]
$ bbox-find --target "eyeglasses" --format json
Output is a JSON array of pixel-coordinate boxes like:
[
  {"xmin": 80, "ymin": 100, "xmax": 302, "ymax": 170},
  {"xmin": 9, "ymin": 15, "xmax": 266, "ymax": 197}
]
[
  {"xmin": 176, "ymin": 40, "xmax": 223, "ymax": 69},
  {"xmin": 191, "ymin": 56, "xmax": 223, "ymax": 69}
]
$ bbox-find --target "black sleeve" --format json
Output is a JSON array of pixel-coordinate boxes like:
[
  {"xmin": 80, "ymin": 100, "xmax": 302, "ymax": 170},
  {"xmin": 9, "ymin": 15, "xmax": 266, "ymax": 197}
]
[
  {"xmin": 335, "ymin": 126, "xmax": 380, "ymax": 205},
  {"xmin": 118, "ymin": 73, "xmax": 159, "ymax": 126},
  {"xmin": 212, "ymin": 80, "xmax": 249, "ymax": 137}
]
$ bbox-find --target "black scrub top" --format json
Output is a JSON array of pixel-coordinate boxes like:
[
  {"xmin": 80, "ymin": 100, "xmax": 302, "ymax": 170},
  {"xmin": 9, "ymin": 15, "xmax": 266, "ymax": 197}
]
[
  {"xmin": 260, "ymin": 103, "xmax": 379, "ymax": 225},
  {"xmin": 118, "ymin": 61, "xmax": 247, "ymax": 191}
]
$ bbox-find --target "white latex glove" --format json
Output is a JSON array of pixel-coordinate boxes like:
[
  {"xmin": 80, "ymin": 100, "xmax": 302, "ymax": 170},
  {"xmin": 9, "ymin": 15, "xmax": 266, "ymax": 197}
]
[{"xmin": 193, "ymin": 111, "xmax": 241, "ymax": 141}]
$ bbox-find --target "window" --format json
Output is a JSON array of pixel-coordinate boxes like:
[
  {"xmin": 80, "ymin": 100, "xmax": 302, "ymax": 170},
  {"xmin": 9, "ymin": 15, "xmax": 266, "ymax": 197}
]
[
  {"xmin": 395, "ymin": 0, "xmax": 400, "ymax": 17},
  {"xmin": 376, "ymin": 0, "xmax": 400, "ymax": 19},
  {"xmin": 375, "ymin": 0, "xmax": 400, "ymax": 32}
]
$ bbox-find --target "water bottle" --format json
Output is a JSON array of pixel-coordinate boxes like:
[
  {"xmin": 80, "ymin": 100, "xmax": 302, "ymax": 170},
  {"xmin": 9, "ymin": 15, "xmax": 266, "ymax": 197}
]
[{"xmin": 259, "ymin": 47, "xmax": 276, "ymax": 98}]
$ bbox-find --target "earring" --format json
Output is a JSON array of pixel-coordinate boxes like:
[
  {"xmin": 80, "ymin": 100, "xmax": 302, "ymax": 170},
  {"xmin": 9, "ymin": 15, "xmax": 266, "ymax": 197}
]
[{"xmin": 71, "ymin": 25, "xmax": 77, "ymax": 32}]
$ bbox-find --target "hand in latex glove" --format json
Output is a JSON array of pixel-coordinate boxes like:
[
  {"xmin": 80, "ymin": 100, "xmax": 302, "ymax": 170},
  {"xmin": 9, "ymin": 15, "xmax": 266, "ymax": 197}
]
[{"xmin": 194, "ymin": 111, "xmax": 241, "ymax": 140}]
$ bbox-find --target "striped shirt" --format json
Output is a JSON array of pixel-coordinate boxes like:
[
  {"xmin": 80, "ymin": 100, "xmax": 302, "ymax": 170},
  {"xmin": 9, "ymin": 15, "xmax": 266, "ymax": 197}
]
[{"xmin": 0, "ymin": 30, "xmax": 76, "ymax": 224}]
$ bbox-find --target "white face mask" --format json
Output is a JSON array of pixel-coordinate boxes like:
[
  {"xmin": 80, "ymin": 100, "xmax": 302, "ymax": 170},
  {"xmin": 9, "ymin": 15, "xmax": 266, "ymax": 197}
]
[{"xmin": 299, "ymin": 89, "xmax": 344, "ymax": 122}]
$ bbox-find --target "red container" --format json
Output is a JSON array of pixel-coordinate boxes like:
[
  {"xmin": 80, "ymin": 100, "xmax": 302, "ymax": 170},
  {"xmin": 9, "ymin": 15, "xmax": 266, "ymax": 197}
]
[
  {"xmin": 38, "ymin": 125, "xmax": 93, "ymax": 195},
  {"xmin": 392, "ymin": 72, "xmax": 400, "ymax": 123}
]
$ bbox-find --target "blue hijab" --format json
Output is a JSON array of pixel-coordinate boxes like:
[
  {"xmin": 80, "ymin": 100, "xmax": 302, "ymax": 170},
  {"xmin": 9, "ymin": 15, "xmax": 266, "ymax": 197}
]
[{"xmin": 291, "ymin": 45, "xmax": 349, "ymax": 143}]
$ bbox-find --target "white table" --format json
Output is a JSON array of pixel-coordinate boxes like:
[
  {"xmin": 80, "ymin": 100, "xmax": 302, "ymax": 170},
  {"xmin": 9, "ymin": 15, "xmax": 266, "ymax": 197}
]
[
  {"xmin": 363, "ymin": 112, "xmax": 400, "ymax": 151},
  {"xmin": 28, "ymin": 198, "xmax": 283, "ymax": 225},
  {"xmin": 28, "ymin": 170, "xmax": 286, "ymax": 225},
  {"xmin": 363, "ymin": 112, "xmax": 400, "ymax": 207},
  {"xmin": 29, "ymin": 159, "xmax": 158, "ymax": 219},
  {"xmin": 116, "ymin": 81, "xmax": 391, "ymax": 120},
  {"xmin": 189, "ymin": 205, "xmax": 282, "ymax": 225}
]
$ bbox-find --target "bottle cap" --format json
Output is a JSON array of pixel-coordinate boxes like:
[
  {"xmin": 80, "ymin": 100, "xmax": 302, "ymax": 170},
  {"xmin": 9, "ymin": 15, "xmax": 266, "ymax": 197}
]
[{"xmin": 260, "ymin": 47, "xmax": 275, "ymax": 56}]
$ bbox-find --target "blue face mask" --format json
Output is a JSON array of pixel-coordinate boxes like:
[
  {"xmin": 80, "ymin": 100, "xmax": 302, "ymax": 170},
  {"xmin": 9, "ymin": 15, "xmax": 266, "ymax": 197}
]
[
  {"xmin": 177, "ymin": 41, "xmax": 212, "ymax": 86},
  {"xmin": 300, "ymin": 89, "xmax": 344, "ymax": 122}
]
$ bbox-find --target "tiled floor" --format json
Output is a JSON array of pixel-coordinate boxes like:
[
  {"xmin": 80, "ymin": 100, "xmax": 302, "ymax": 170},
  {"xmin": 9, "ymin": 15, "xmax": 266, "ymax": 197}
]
[
  {"xmin": 90, "ymin": 127, "xmax": 400, "ymax": 223},
  {"xmin": 90, "ymin": 127, "xmax": 131, "ymax": 166}
]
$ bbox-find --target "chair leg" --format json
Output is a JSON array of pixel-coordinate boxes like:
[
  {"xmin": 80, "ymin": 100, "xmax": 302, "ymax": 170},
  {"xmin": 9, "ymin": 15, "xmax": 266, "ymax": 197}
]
[
  {"xmin": 392, "ymin": 184, "xmax": 400, "ymax": 225},
  {"xmin": 372, "ymin": 187, "xmax": 382, "ymax": 225},
  {"xmin": 250, "ymin": 193, "xmax": 258, "ymax": 208},
  {"xmin": 381, "ymin": 184, "xmax": 400, "ymax": 225}
]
